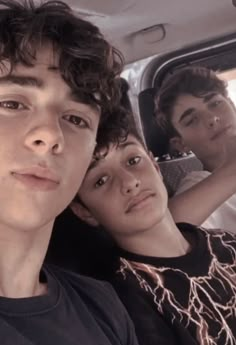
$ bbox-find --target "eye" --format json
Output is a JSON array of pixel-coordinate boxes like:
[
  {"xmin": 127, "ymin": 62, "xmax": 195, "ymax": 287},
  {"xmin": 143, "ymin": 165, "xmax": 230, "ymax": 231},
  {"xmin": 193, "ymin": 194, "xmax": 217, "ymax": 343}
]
[
  {"xmin": 210, "ymin": 100, "xmax": 222, "ymax": 108},
  {"xmin": 127, "ymin": 156, "xmax": 141, "ymax": 166},
  {"xmin": 63, "ymin": 115, "xmax": 89, "ymax": 128},
  {"xmin": 185, "ymin": 115, "xmax": 198, "ymax": 127},
  {"xmin": 0, "ymin": 100, "xmax": 26, "ymax": 110},
  {"xmin": 95, "ymin": 175, "xmax": 109, "ymax": 188}
]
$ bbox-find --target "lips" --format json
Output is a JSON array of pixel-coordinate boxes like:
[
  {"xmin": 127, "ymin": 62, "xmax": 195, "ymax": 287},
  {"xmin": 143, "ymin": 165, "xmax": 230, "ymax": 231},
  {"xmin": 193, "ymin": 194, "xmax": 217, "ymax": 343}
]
[
  {"xmin": 211, "ymin": 125, "xmax": 231, "ymax": 140},
  {"xmin": 126, "ymin": 191, "xmax": 155, "ymax": 213},
  {"xmin": 11, "ymin": 166, "xmax": 60, "ymax": 191}
]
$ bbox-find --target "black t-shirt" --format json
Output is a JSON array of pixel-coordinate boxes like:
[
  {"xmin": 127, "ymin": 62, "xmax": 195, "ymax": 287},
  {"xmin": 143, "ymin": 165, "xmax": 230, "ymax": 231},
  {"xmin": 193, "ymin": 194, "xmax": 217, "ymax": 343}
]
[
  {"xmin": 112, "ymin": 224, "xmax": 236, "ymax": 345},
  {"xmin": 0, "ymin": 265, "xmax": 138, "ymax": 345}
]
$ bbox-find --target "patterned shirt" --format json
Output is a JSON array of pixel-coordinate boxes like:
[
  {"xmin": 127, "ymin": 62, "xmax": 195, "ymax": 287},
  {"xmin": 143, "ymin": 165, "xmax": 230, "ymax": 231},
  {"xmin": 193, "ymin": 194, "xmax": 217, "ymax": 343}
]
[{"xmin": 112, "ymin": 223, "xmax": 236, "ymax": 345}]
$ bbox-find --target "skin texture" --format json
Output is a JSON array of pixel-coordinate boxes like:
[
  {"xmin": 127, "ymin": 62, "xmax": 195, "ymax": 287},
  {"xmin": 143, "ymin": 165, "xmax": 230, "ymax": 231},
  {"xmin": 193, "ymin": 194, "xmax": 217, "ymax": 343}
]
[
  {"xmin": 168, "ymin": 151, "xmax": 236, "ymax": 225},
  {"xmin": 166, "ymin": 92, "xmax": 236, "ymax": 225},
  {"xmin": 76, "ymin": 135, "xmax": 189, "ymax": 257},
  {"xmin": 170, "ymin": 92, "xmax": 236, "ymax": 171},
  {"xmin": 0, "ymin": 45, "xmax": 100, "ymax": 297}
]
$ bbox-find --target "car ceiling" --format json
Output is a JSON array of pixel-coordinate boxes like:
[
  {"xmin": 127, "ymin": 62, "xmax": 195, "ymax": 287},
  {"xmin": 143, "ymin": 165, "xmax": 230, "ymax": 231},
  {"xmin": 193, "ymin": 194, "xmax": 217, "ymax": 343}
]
[{"xmin": 64, "ymin": 0, "xmax": 236, "ymax": 64}]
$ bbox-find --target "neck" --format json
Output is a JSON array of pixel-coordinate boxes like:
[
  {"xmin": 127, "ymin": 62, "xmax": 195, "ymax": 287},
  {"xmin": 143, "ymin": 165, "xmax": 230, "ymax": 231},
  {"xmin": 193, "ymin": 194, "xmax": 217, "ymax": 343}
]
[
  {"xmin": 115, "ymin": 210, "xmax": 190, "ymax": 258},
  {"xmin": 199, "ymin": 152, "xmax": 225, "ymax": 172},
  {"xmin": 0, "ymin": 222, "xmax": 53, "ymax": 298}
]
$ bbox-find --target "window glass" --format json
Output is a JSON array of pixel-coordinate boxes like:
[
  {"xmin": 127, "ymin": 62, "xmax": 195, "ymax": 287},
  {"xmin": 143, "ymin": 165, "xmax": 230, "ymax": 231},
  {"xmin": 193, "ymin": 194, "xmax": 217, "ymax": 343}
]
[{"xmin": 218, "ymin": 69, "xmax": 236, "ymax": 105}]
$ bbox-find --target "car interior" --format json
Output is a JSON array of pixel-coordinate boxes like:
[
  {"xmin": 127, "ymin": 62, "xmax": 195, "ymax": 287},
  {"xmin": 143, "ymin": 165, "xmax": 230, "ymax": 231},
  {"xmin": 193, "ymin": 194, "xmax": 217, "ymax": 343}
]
[{"xmin": 46, "ymin": 0, "xmax": 236, "ymax": 277}]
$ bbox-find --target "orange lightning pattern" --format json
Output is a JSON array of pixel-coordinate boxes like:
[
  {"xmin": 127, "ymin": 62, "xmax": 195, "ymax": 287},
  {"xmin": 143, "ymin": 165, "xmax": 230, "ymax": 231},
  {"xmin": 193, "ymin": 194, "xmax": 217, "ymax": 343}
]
[{"xmin": 117, "ymin": 228, "xmax": 236, "ymax": 345}]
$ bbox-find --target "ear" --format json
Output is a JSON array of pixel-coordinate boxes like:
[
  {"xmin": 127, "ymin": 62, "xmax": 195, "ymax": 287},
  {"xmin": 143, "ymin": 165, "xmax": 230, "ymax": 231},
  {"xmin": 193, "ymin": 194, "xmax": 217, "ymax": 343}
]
[
  {"xmin": 169, "ymin": 136, "xmax": 190, "ymax": 154},
  {"xmin": 70, "ymin": 201, "xmax": 99, "ymax": 227}
]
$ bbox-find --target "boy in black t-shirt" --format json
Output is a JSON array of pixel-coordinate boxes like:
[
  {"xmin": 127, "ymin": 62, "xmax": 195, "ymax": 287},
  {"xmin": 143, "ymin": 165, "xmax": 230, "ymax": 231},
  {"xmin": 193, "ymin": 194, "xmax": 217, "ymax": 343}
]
[
  {"xmin": 0, "ymin": 1, "xmax": 139, "ymax": 344},
  {"xmin": 75, "ymin": 125, "xmax": 236, "ymax": 345}
]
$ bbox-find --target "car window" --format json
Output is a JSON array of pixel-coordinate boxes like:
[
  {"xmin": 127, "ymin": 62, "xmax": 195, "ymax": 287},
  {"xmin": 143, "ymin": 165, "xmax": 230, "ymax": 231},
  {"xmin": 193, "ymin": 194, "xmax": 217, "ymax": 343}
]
[{"xmin": 218, "ymin": 68, "xmax": 236, "ymax": 106}]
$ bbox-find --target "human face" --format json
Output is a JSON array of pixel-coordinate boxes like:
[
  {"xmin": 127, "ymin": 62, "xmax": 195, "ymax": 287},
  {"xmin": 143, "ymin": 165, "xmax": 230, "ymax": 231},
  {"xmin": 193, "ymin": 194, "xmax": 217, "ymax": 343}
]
[
  {"xmin": 171, "ymin": 93, "xmax": 236, "ymax": 165},
  {"xmin": 78, "ymin": 135, "xmax": 168, "ymax": 239},
  {"xmin": 0, "ymin": 46, "xmax": 99, "ymax": 232}
]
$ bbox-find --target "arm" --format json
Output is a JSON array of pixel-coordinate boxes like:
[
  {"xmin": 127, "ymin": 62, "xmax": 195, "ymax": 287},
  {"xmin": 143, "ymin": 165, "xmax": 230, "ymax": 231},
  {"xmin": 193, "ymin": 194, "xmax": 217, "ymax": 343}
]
[{"xmin": 169, "ymin": 153, "xmax": 236, "ymax": 226}]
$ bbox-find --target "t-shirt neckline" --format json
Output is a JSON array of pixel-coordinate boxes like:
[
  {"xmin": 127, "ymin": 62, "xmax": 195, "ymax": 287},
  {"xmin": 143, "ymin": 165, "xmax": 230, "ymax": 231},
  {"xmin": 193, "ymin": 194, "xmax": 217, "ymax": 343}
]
[
  {"xmin": 117, "ymin": 223, "xmax": 208, "ymax": 270},
  {"xmin": 0, "ymin": 266, "xmax": 60, "ymax": 316}
]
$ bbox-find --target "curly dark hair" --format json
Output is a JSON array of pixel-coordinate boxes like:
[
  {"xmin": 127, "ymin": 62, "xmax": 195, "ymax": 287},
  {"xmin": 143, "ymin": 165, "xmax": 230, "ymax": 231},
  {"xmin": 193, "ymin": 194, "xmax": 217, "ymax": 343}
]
[
  {"xmin": 94, "ymin": 106, "xmax": 144, "ymax": 156},
  {"xmin": 0, "ymin": 0, "xmax": 126, "ymax": 145},
  {"xmin": 94, "ymin": 78, "xmax": 144, "ymax": 155},
  {"xmin": 155, "ymin": 66, "xmax": 228, "ymax": 139}
]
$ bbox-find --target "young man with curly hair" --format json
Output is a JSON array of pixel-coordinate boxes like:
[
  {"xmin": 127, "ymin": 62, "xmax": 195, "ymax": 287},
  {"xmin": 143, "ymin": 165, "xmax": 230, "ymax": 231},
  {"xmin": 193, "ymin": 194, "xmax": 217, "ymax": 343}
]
[{"xmin": 0, "ymin": 1, "xmax": 138, "ymax": 344}]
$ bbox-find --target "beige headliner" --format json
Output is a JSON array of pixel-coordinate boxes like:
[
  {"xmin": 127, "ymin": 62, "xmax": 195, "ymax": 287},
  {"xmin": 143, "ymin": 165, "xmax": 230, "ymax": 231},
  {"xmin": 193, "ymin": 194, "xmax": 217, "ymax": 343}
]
[{"xmin": 64, "ymin": 0, "xmax": 236, "ymax": 63}]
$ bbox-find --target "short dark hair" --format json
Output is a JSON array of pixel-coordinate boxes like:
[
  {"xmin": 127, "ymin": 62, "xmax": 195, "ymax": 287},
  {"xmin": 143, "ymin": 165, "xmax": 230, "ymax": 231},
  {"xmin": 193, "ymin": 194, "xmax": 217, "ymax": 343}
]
[
  {"xmin": 74, "ymin": 109, "xmax": 144, "ymax": 205},
  {"xmin": 0, "ymin": 0, "xmax": 125, "ymax": 145},
  {"xmin": 94, "ymin": 79, "xmax": 145, "ymax": 156},
  {"xmin": 155, "ymin": 66, "xmax": 228, "ymax": 139}
]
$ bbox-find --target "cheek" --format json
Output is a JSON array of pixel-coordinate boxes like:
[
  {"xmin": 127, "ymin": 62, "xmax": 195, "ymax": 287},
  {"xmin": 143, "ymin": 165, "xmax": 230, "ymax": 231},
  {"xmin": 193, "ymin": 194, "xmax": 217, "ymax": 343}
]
[
  {"xmin": 93, "ymin": 196, "xmax": 121, "ymax": 224},
  {"xmin": 0, "ymin": 128, "xmax": 24, "ymax": 169},
  {"xmin": 153, "ymin": 173, "xmax": 168, "ymax": 205},
  {"xmin": 0, "ymin": 123, "xmax": 21, "ymax": 149},
  {"xmin": 226, "ymin": 106, "xmax": 236, "ymax": 121},
  {"xmin": 183, "ymin": 127, "xmax": 206, "ymax": 144},
  {"xmin": 65, "ymin": 142, "xmax": 96, "ymax": 194}
]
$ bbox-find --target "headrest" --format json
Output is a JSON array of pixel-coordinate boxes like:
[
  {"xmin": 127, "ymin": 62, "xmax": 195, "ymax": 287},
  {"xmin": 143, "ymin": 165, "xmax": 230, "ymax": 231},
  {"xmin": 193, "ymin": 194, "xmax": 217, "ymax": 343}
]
[
  {"xmin": 158, "ymin": 154, "xmax": 203, "ymax": 197},
  {"xmin": 138, "ymin": 88, "xmax": 169, "ymax": 157}
]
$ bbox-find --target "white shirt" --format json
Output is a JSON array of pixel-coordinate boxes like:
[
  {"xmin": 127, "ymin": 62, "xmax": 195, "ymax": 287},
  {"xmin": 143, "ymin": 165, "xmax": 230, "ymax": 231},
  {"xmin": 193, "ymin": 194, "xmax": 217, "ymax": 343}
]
[{"xmin": 176, "ymin": 170, "xmax": 236, "ymax": 233}]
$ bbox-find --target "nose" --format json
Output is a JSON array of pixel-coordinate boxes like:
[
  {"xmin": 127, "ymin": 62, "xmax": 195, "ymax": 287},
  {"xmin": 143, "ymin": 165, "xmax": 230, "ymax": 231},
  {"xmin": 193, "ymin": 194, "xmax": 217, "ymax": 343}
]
[
  {"xmin": 206, "ymin": 112, "xmax": 220, "ymax": 129},
  {"xmin": 120, "ymin": 169, "xmax": 141, "ymax": 195},
  {"xmin": 24, "ymin": 115, "xmax": 65, "ymax": 155}
]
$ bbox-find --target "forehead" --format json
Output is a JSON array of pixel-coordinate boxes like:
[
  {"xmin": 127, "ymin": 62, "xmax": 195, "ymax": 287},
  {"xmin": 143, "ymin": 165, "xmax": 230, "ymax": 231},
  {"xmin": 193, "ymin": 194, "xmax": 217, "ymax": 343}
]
[
  {"xmin": 171, "ymin": 92, "xmax": 220, "ymax": 123},
  {"xmin": 175, "ymin": 93, "xmax": 206, "ymax": 109},
  {"xmin": 88, "ymin": 135, "xmax": 144, "ymax": 171},
  {"xmin": 0, "ymin": 45, "xmax": 59, "ymax": 76},
  {"xmin": 0, "ymin": 46, "xmax": 100, "ymax": 115},
  {"xmin": 27, "ymin": 45, "xmax": 58, "ymax": 67}
]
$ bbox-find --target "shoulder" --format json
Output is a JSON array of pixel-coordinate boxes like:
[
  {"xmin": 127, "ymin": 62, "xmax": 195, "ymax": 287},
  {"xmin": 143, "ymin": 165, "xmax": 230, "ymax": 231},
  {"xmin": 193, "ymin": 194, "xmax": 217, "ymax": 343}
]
[
  {"xmin": 198, "ymin": 227, "xmax": 236, "ymax": 259},
  {"xmin": 46, "ymin": 265, "xmax": 137, "ymax": 342},
  {"xmin": 111, "ymin": 264, "xmax": 178, "ymax": 345},
  {"xmin": 47, "ymin": 264, "xmax": 121, "ymax": 305},
  {"xmin": 187, "ymin": 224, "xmax": 236, "ymax": 242},
  {"xmin": 176, "ymin": 170, "xmax": 211, "ymax": 194},
  {"xmin": 199, "ymin": 226, "xmax": 236, "ymax": 239},
  {"xmin": 111, "ymin": 259, "xmax": 157, "ymax": 307}
]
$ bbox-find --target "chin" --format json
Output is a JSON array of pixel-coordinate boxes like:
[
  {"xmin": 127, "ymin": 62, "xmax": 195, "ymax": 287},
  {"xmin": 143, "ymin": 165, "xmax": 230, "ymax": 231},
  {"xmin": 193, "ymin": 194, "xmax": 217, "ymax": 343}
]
[
  {"xmin": 0, "ymin": 210, "xmax": 54, "ymax": 233},
  {"xmin": 122, "ymin": 216, "xmax": 164, "ymax": 235},
  {"xmin": 143, "ymin": 211, "xmax": 166, "ymax": 228}
]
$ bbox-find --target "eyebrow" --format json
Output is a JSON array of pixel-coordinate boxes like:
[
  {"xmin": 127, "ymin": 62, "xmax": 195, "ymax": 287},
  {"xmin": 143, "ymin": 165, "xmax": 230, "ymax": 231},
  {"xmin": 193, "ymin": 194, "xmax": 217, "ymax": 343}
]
[
  {"xmin": 119, "ymin": 140, "xmax": 138, "ymax": 150},
  {"xmin": 178, "ymin": 93, "xmax": 218, "ymax": 123},
  {"xmin": 87, "ymin": 140, "xmax": 139, "ymax": 173},
  {"xmin": 179, "ymin": 108, "xmax": 195, "ymax": 123},
  {"xmin": 0, "ymin": 73, "xmax": 99, "ymax": 109},
  {"xmin": 0, "ymin": 75, "xmax": 44, "ymax": 88},
  {"xmin": 203, "ymin": 92, "xmax": 217, "ymax": 103},
  {"xmin": 87, "ymin": 158, "xmax": 102, "ymax": 172}
]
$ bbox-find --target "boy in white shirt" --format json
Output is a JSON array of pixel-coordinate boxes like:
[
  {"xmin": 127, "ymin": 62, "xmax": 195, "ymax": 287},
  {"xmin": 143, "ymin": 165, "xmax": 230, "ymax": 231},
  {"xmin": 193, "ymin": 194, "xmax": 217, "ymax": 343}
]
[{"xmin": 155, "ymin": 66, "xmax": 236, "ymax": 232}]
